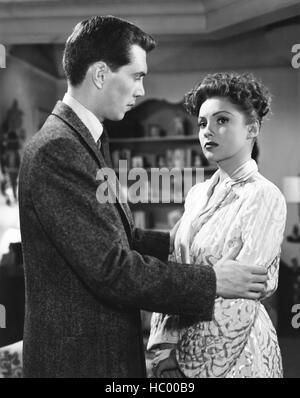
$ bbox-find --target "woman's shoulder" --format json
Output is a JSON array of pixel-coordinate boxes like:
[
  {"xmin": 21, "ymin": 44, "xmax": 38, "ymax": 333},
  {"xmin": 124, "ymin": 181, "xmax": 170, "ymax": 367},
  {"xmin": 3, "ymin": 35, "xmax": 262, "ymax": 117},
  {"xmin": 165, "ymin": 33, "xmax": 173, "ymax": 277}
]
[
  {"xmin": 188, "ymin": 180, "xmax": 210, "ymax": 195},
  {"xmin": 242, "ymin": 173, "xmax": 286, "ymax": 205},
  {"xmin": 186, "ymin": 169, "xmax": 219, "ymax": 198},
  {"xmin": 184, "ymin": 179, "xmax": 211, "ymax": 207}
]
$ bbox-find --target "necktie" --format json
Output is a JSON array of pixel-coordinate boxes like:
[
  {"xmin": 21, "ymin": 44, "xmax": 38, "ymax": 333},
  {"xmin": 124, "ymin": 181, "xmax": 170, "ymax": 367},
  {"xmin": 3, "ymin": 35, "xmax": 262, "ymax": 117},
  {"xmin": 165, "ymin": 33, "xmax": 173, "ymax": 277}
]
[
  {"xmin": 96, "ymin": 137, "xmax": 103, "ymax": 157},
  {"xmin": 97, "ymin": 130, "xmax": 133, "ymax": 231},
  {"xmin": 97, "ymin": 128, "xmax": 113, "ymax": 168}
]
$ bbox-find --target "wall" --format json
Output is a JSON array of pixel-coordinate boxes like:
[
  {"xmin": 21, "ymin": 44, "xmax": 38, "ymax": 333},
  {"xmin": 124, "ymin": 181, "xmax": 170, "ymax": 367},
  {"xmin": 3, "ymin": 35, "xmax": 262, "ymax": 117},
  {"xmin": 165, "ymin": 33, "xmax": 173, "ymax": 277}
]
[
  {"xmin": 0, "ymin": 55, "xmax": 59, "ymax": 252},
  {"xmin": 0, "ymin": 55, "xmax": 58, "ymax": 142}
]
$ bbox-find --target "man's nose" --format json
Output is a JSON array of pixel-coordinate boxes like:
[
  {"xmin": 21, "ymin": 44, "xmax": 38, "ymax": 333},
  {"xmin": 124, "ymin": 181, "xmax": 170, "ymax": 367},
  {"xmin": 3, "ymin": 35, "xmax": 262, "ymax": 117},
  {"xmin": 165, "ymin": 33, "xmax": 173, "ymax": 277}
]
[{"xmin": 135, "ymin": 81, "xmax": 145, "ymax": 97}]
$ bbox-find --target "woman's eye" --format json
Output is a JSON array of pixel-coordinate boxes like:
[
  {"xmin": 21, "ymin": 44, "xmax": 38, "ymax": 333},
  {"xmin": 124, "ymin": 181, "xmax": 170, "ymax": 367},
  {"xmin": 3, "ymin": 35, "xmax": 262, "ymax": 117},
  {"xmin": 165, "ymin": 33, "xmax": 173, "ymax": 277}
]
[
  {"xmin": 199, "ymin": 121, "xmax": 207, "ymax": 128},
  {"xmin": 217, "ymin": 117, "xmax": 229, "ymax": 125}
]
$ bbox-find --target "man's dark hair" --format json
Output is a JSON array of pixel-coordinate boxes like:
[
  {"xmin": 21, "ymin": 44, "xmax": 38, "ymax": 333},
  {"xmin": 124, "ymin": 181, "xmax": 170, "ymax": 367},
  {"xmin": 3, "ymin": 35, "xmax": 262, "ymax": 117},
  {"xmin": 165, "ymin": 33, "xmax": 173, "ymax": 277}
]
[{"xmin": 63, "ymin": 15, "xmax": 156, "ymax": 86}]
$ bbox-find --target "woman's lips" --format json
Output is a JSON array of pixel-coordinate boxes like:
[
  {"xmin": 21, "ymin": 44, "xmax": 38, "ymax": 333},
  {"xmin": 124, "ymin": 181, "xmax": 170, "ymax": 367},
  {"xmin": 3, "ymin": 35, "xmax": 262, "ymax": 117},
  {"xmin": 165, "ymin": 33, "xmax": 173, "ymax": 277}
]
[{"xmin": 204, "ymin": 142, "xmax": 219, "ymax": 150}]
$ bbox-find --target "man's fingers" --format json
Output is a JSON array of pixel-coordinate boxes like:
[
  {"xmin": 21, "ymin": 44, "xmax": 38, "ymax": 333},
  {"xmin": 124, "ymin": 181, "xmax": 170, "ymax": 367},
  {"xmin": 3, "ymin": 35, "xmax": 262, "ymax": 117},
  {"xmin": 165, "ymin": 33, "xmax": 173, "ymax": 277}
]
[
  {"xmin": 222, "ymin": 248, "xmax": 239, "ymax": 262},
  {"xmin": 214, "ymin": 256, "xmax": 269, "ymax": 299},
  {"xmin": 244, "ymin": 291, "xmax": 262, "ymax": 300},
  {"xmin": 251, "ymin": 274, "xmax": 268, "ymax": 283},
  {"xmin": 249, "ymin": 265, "xmax": 268, "ymax": 275},
  {"xmin": 249, "ymin": 283, "xmax": 265, "ymax": 293}
]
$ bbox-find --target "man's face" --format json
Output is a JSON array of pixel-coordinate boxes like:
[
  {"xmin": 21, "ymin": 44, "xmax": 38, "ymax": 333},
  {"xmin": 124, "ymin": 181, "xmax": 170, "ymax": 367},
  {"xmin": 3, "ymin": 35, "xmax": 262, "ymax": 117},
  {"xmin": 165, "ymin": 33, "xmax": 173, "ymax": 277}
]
[{"xmin": 100, "ymin": 44, "xmax": 147, "ymax": 121}]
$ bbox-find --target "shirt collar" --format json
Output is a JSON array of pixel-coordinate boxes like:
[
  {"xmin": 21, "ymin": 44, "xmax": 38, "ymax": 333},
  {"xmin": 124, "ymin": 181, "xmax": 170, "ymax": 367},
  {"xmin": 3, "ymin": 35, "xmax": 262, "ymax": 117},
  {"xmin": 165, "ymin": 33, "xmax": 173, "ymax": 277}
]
[
  {"xmin": 62, "ymin": 92, "xmax": 103, "ymax": 143},
  {"xmin": 206, "ymin": 159, "xmax": 258, "ymax": 197},
  {"xmin": 225, "ymin": 159, "xmax": 258, "ymax": 186}
]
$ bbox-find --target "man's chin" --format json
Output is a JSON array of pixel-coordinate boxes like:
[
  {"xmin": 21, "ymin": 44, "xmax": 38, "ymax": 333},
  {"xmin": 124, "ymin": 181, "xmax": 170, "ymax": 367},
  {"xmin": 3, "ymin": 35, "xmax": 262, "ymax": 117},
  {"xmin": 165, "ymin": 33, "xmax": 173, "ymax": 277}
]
[{"xmin": 110, "ymin": 112, "xmax": 126, "ymax": 122}]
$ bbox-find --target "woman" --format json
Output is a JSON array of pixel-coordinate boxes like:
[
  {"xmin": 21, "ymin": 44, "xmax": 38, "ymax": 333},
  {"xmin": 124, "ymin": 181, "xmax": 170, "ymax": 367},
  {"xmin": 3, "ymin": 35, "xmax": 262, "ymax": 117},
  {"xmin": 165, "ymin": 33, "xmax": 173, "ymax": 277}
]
[{"xmin": 147, "ymin": 72, "xmax": 287, "ymax": 378}]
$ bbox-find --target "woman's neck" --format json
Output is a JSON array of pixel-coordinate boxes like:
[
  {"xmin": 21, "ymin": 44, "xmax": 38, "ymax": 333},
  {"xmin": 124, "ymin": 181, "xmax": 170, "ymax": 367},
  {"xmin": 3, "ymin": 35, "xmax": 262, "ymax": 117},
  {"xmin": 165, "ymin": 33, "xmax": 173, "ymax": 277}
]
[{"xmin": 217, "ymin": 149, "xmax": 252, "ymax": 183}]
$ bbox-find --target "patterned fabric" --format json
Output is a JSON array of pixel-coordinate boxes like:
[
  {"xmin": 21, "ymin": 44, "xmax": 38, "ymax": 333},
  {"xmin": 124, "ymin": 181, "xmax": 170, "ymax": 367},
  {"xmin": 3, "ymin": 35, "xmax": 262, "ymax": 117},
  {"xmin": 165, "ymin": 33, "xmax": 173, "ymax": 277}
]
[{"xmin": 148, "ymin": 159, "xmax": 287, "ymax": 378}]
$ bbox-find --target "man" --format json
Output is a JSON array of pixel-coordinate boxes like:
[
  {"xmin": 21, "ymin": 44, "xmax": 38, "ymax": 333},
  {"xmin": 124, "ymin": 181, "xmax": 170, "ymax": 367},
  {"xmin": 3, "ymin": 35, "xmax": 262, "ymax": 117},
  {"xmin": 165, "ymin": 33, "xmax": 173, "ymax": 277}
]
[{"xmin": 18, "ymin": 16, "xmax": 267, "ymax": 378}]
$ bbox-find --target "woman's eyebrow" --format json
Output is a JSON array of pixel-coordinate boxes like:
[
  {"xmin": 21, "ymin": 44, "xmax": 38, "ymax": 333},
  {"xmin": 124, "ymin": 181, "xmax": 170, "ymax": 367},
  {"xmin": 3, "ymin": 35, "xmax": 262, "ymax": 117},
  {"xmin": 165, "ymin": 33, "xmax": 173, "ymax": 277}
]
[
  {"xmin": 212, "ymin": 110, "xmax": 233, "ymax": 116},
  {"xmin": 199, "ymin": 110, "xmax": 233, "ymax": 120}
]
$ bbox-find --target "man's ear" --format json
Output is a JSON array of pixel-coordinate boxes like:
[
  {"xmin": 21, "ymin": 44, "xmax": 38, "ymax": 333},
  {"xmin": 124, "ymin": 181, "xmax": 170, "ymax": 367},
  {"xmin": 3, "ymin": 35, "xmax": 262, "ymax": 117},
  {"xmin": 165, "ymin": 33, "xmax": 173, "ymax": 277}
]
[
  {"xmin": 91, "ymin": 61, "xmax": 109, "ymax": 89},
  {"xmin": 247, "ymin": 121, "xmax": 259, "ymax": 140}
]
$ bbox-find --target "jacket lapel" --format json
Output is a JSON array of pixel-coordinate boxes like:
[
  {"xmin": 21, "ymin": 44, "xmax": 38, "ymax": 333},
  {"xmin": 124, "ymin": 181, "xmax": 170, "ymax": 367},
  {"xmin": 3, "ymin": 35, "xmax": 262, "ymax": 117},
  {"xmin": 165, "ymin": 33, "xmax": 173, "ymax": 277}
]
[
  {"xmin": 51, "ymin": 101, "xmax": 134, "ymax": 235},
  {"xmin": 52, "ymin": 101, "xmax": 102, "ymax": 164}
]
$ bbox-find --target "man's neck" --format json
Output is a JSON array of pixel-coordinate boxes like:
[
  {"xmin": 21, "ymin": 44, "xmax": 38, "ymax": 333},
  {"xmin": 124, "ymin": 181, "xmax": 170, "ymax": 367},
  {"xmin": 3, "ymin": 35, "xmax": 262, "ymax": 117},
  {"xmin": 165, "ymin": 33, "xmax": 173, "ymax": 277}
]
[{"xmin": 67, "ymin": 86, "xmax": 103, "ymax": 123}]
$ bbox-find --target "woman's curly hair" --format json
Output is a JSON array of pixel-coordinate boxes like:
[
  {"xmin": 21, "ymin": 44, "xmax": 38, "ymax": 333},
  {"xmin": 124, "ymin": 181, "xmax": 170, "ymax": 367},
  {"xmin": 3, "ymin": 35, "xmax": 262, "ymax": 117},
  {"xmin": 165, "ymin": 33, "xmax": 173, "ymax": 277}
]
[{"xmin": 184, "ymin": 72, "xmax": 272, "ymax": 127}]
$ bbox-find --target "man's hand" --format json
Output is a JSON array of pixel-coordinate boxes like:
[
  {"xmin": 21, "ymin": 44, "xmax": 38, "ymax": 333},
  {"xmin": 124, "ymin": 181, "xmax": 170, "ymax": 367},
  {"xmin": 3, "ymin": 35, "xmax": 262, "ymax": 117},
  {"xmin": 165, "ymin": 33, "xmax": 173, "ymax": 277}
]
[
  {"xmin": 214, "ymin": 249, "xmax": 268, "ymax": 299},
  {"xmin": 169, "ymin": 219, "xmax": 181, "ymax": 254}
]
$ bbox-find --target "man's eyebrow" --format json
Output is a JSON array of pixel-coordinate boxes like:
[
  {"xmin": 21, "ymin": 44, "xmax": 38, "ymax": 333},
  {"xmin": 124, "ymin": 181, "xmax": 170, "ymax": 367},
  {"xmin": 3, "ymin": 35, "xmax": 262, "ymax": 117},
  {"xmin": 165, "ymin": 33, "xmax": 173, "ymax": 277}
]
[{"xmin": 135, "ymin": 71, "xmax": 146, "ymax": 77}]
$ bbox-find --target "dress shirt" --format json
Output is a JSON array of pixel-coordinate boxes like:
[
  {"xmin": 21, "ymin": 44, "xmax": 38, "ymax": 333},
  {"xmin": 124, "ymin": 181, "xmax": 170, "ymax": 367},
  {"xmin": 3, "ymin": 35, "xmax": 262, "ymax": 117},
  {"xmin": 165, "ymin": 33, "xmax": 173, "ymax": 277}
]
[{"xmin": 62, "ymin": 92, "xmax": 103, "ymax": 145}]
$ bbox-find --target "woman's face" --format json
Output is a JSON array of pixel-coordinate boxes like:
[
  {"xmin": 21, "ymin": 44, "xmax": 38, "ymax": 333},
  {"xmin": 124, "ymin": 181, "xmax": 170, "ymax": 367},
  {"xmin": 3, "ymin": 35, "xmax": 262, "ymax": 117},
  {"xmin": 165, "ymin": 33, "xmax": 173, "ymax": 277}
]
[{"xmin": 198, "ymin": 97, "xmax": 253, "ymax": 165}]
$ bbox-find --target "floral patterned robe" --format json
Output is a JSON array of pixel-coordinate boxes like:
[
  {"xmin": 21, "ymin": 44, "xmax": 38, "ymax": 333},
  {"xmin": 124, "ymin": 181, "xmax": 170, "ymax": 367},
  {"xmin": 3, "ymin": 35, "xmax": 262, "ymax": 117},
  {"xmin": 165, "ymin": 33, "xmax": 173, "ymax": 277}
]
[{"xmin": 148, "ymin": 159, "xmax": 287, "ymax": 378}]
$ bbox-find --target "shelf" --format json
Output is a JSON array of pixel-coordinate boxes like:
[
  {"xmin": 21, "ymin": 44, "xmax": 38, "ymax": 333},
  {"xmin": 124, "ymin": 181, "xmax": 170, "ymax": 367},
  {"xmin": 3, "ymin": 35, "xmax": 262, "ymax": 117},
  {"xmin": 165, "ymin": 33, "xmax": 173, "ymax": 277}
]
[{"xmin": 110, "ymin": 135, "xmax": 198, "ymax": 144}]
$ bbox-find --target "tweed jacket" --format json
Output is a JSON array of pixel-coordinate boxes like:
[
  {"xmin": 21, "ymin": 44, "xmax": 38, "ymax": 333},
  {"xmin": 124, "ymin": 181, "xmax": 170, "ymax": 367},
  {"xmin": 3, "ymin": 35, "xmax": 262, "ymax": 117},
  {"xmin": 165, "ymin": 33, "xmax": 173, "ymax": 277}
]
[{"xmin": 18, "ymin": 101, "xmax": 216, "ymax": 378}]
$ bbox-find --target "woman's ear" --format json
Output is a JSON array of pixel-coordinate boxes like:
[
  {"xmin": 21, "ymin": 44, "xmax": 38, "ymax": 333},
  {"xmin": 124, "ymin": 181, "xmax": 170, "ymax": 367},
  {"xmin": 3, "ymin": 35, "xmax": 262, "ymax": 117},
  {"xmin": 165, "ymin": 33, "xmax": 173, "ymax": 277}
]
[
  {"xmin": 247, "ymin": 121, "xmax": 259, "ymax": 140},
  {"xmin": 91, "ymin": 61, "xmax": 109, "ymax": 89}
]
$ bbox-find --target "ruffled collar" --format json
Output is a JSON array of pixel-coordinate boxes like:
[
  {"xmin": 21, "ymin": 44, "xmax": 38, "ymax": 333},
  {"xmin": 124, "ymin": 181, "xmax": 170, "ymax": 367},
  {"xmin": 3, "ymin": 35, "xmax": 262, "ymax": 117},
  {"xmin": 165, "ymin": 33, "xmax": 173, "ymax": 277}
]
[
  {"xmin": 175, "ymin": 159, "xmax": 259, "ymax": 264},
  {"xmin": 207, "ymin": 159, "xmax": 258, "ymax": 198}
]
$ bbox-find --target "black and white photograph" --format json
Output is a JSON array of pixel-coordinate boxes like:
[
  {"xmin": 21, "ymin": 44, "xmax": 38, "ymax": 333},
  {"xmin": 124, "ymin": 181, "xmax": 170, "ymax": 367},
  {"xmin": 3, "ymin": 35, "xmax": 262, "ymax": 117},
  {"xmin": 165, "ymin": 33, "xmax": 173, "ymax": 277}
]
[{"xmin": 0, "ymin": 0, "xmax": 300, "ymax": 380}]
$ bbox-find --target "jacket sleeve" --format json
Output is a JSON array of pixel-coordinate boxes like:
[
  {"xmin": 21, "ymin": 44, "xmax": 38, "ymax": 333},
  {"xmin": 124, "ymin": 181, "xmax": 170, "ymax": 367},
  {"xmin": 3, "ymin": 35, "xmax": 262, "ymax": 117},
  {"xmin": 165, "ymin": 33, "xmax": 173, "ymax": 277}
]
[
  {"xmin": 29, "ymin": 138, "xmax": 216, "ymax": 317},
  {"xmin": 132, "ymin": 228, "xmax": 170, "ymax": 262}
]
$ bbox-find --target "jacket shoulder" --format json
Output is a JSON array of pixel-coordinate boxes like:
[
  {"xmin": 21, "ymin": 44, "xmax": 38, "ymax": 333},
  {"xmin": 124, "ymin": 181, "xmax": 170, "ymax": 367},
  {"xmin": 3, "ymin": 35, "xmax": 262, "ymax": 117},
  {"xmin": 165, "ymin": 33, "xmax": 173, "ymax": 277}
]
[{"xmin": 23, "ymin": 114, "xmax": 79, "ymax": 160}]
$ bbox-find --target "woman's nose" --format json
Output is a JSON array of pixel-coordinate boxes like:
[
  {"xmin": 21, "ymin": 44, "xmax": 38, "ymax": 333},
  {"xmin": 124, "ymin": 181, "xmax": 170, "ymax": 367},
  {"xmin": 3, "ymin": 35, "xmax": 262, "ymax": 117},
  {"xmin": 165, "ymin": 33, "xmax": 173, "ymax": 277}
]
[{"xmin": 203, "ymin": 124, "xmax": 214, "ymax": 138}]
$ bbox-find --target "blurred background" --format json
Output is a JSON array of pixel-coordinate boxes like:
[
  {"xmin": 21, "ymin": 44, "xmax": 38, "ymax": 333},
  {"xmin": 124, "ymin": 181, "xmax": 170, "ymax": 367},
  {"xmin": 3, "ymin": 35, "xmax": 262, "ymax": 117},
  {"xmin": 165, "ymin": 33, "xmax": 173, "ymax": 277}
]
[{"xmin": 0, "ymin": 0, "xmax": 299, "ymax": 378}]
